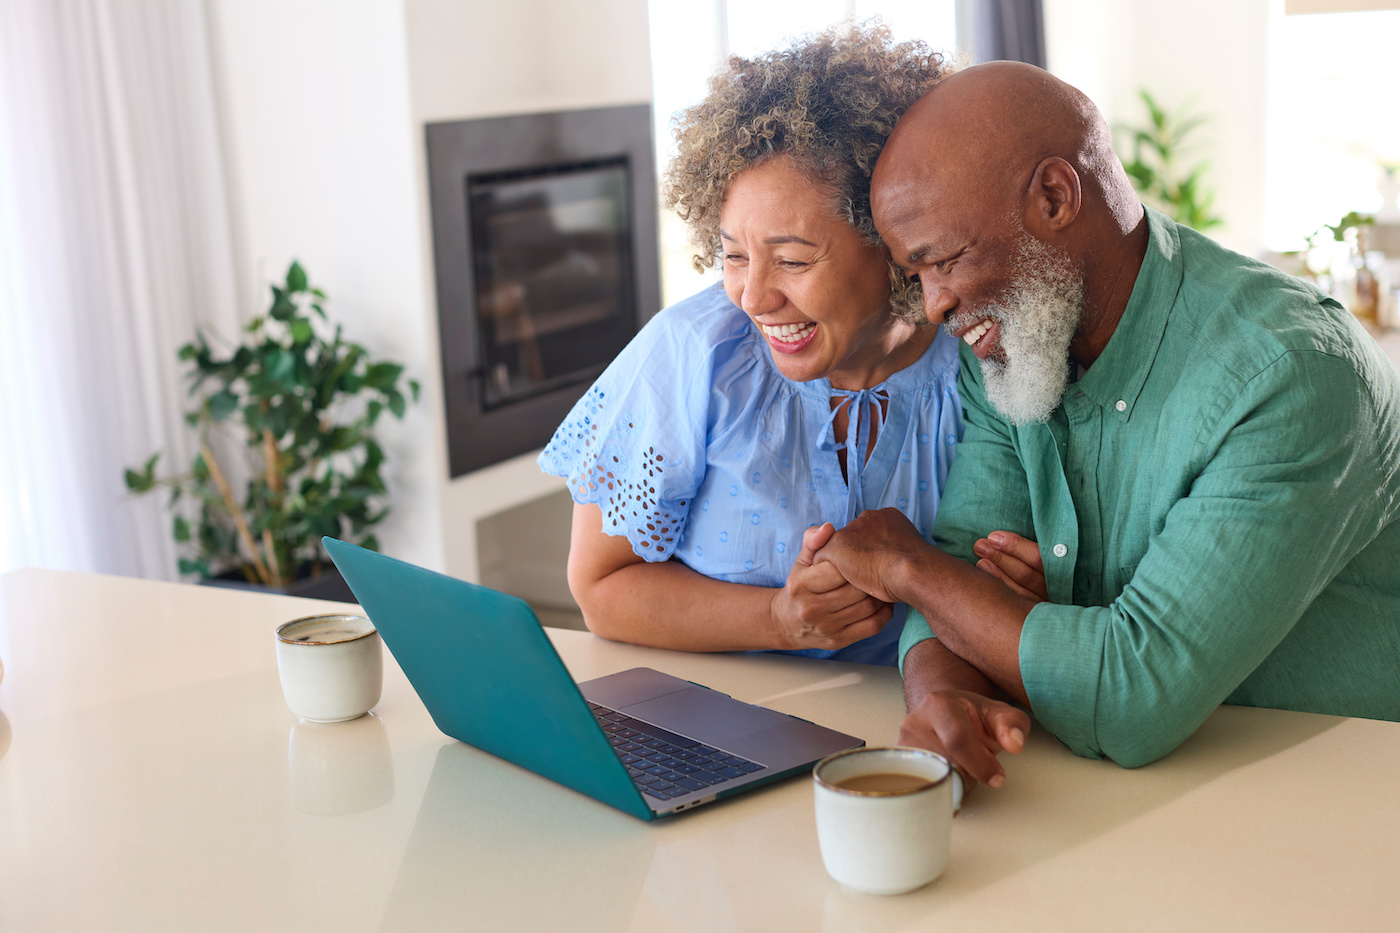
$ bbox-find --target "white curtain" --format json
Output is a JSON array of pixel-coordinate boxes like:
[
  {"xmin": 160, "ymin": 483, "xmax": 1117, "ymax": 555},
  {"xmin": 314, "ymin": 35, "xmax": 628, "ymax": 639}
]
[{"xmin": 0, "ymin": 0, "xmax": 243, "ymax": 578}]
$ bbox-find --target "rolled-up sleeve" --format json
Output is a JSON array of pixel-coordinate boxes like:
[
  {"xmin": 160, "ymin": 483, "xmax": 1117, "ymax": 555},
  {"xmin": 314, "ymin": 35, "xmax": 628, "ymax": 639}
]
[{"xmin": 1022, "ymin": 351, "xmax": 1392, "ymax": 766}]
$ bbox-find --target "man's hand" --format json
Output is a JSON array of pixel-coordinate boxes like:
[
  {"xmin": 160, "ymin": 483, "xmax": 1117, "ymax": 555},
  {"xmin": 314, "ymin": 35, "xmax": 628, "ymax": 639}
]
[
  {"xmin": 899, "ymin": 689, "xmax": 1029, "ymax": 790},
  {"xmin": 770, "ymin": 523, "xmax": 894, "ymax": 650},
  {"xmin": 811, "ymin": 508, "xmax": 933, "ymax": 604},
  {"xmin": 973, "ymin": 531, "xmax": 1048, "ymax": 602}
]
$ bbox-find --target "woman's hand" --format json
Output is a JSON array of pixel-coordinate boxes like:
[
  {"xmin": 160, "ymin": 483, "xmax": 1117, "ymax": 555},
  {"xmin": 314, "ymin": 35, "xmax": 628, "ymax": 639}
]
[
  {"xmin": 972, "ymin": 531, "xmax": 1048, "ymax": 602},
  {"xmin": 770, "ymin": 523, "xmax": 894, "ymax": 651}
]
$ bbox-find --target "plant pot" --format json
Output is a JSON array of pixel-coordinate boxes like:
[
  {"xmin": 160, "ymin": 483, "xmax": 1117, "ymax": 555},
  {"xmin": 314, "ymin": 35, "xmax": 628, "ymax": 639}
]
[{"xmin": 202, "ymin": 565, "xmax": 358, "ymax": 604}]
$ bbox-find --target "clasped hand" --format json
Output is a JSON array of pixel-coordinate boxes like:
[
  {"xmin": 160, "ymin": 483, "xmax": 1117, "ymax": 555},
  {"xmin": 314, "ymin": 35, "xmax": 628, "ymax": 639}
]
[
  {"xmin": 769, "ymin": 522, "xmax": 894, "ymax": 651},
  {"xmin": 802, "ymin": 509, "xmax": 1048, "ymax": 796}
]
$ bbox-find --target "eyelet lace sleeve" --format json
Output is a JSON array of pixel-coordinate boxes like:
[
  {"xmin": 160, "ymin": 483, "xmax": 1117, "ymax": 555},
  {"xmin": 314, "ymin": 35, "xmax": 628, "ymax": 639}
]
[
  {"xmin": 539, "ymin": 385, "xmax": 696, "ymax": 560},
  {"xmin": 539, "ymin": 289, "xmax": 738, "ymax": 561}
]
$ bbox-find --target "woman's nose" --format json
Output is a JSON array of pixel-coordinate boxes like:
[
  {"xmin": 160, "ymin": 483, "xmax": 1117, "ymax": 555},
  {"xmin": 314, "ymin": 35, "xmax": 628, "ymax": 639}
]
[{"xmin": 739, "ymin": 268, "xmax": 784, "ymax": 316}]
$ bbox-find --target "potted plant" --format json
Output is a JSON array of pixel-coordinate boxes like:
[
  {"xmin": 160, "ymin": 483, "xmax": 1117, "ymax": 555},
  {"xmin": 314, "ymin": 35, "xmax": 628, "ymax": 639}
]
[
  {"xmin": 1117, "ymin": 89, "xmax": 1224, "ymax": 233},
  {"xmin": 125, "ymin": 261, "xmax": 419, "ymax": 599}
]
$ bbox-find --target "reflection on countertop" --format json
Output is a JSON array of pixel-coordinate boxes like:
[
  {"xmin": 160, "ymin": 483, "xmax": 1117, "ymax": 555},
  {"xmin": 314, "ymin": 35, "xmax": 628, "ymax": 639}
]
[{"xmin": 288, "ymin": 712, "xmax": 394, "ymax": 816}]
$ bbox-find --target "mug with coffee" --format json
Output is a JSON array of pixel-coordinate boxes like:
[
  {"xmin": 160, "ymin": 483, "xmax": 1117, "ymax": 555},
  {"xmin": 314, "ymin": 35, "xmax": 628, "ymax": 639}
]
[
  {"xmin": 812, "ymin": 746, "xmax": 960, "ymax": 895},
  {"xmin": 275, "ymin": 613, "xmax": 382, "ymax": 722}
]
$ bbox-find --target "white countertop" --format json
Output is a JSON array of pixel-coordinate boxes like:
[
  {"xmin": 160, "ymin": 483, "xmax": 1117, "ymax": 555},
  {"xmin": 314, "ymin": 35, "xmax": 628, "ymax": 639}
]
[{"xmin": 1, "ymin": 569, "xmax": 1397, "ymax": 931}]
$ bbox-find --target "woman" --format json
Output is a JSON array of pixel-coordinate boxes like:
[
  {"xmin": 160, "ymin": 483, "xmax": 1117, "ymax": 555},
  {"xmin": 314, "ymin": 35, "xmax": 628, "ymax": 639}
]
[{"xmin": 539, "ymin": 23, "xmax": 956, "ymax": 665}]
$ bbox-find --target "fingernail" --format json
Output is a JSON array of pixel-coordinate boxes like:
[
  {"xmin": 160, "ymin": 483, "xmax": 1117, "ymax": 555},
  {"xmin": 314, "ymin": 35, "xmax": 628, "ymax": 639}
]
[
  {"xmin": 988, "ymin": 773, "xmax": 1005, "ymax": 789},
  {"xmin": 989, "ymin": 532, "xmax": 1007, "ymax": 547},
  {"xmin": 1009, "ymin": 727, "xmax": 1025, "ymax": 749},
  {"xmin": 973, "ymin": 540, "xmax": 990, "ymax": 556}
]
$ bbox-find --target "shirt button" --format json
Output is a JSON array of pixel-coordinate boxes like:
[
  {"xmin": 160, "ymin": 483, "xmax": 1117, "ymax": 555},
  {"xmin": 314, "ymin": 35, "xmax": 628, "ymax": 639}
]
[
  {"xmin": 1052, "ymin": 543, "xmax": 1068, "ymax": 558},
  {"xmin": 1115, "ymin": 400, "xmax": 1127, "ymax": 412}
]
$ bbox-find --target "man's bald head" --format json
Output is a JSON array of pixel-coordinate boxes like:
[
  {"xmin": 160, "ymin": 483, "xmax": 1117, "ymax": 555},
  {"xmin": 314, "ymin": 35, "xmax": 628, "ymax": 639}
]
[
  {"xmin": 872, "ymin": 61, "xmax": 1138, "ymax": 241},
  {"xmin": 871, "ymin": 63, "xmax": 1149, "ymax": 416}
]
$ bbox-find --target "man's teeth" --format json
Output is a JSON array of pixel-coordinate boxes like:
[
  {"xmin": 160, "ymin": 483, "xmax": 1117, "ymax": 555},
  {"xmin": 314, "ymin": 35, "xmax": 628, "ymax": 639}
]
[
  {"xmin": 962, "ymin": 319, "xmax": 994, "ymax": 345},
  {"xmin": 762, "ymin": 322, "xmax": 815, "ymax": 342}
]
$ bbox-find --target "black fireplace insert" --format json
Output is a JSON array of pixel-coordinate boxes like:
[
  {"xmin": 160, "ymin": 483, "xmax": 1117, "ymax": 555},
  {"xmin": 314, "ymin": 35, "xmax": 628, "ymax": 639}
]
[{"xmin": 426, "ymin": 104, "xmax": 661, "ymax": 477}]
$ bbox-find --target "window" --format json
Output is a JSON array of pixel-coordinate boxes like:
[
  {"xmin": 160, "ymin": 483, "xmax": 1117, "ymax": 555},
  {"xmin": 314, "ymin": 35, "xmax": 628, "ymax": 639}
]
[{"xmin": 1264, "ymin": 8, "xmax": 1400, "ymax": 251}]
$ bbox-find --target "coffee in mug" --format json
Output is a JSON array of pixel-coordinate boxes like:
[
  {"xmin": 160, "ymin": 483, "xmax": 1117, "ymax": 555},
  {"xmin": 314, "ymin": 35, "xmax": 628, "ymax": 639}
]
[
  {"xmin": 813, "ymin": 746, "xmax": 960, "ymax": 895},
  {"xmin": 832, "ymin": 772, "xmax": 934, "ymax": 794}
]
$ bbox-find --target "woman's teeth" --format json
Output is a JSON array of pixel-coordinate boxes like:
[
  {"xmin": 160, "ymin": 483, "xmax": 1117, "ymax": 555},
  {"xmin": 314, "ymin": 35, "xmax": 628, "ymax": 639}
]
[
  {"xmin": 762, "ymin": 322, "xmax": 815, "ymax": 343},
  {"xmin": 962, "ymin": 319, "xmax": 994, "ymax": 345}
]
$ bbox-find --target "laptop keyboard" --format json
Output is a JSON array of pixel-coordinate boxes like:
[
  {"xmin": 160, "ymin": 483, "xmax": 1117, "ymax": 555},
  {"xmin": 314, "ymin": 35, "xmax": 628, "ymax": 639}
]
[{"xmin": 588, "ymin": 702, "xmax": 765, "ymax": 802}]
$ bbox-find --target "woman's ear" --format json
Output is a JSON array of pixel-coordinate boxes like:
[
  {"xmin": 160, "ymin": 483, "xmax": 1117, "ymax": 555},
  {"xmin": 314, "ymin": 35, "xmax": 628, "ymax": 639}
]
[{"xmin": 1025, "ymin": 157, "xmax": 1081, "ymax": 233}]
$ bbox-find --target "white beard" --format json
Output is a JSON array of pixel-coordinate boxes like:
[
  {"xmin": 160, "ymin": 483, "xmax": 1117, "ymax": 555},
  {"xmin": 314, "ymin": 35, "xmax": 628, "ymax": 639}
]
[{"xmin": 951, "ymin": 235, "xmax": 1084, "ymax": 426}]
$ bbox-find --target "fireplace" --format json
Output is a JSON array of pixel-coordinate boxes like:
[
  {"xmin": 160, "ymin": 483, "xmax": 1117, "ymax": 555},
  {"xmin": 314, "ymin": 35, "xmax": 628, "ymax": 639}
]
[{"xmin": 426, "ymin": 104, "xmax": 661, "ymax": 477}]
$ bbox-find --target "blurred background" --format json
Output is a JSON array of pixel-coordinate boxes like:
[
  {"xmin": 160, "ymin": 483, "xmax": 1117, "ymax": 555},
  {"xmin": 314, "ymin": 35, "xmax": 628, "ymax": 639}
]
[{"xmin": 2, "ymin": 0, "xmax": 1396, "ymax": 627}]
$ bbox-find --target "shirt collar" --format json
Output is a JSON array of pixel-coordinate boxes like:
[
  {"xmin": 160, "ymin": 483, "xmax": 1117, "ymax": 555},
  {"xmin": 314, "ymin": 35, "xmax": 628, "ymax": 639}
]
[{"xmin": 1074, "ymin": 208, "xmax": 1184, "ymax": 419}]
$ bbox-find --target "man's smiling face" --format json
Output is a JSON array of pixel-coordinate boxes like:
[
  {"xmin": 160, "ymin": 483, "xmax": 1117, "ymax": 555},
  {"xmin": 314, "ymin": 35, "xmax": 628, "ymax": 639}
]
[{"xmin": 873, "ymin": 173, "xmax": 1085, "ymax": 425}]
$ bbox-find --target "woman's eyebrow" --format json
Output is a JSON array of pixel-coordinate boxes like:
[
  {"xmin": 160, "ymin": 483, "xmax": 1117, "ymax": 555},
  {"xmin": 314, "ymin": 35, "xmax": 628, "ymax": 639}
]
[{"xmin": 718, "ymin": 229, "xmax": 816, "ymax": 247}]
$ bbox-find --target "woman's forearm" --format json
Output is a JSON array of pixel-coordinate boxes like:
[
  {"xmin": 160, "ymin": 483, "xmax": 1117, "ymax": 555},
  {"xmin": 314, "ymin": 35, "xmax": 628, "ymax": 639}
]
[
  {"xmin": 567, "ymin": 502, "xmax": 785, "ymax": 651},
  {"xmin": 574, "ymin": 557, "xmax": 788, "ymax": 652}
]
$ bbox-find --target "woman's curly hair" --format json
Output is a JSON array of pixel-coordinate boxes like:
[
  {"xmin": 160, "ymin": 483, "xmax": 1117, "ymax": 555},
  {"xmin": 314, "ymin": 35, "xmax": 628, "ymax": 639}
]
[{"xmin": 663, "ymin": 21, "xmax": 951, "ymax": 322}]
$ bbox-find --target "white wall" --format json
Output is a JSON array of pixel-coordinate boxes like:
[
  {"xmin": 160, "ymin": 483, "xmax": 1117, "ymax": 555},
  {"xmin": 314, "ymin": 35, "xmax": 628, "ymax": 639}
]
[
  {"xmin": 1044, "ymin": 0, "xmax": 1273, "ymax": 255},
  {"xmin": 208, "ymin": 0, "xmax": 442, "ymax": 572}
]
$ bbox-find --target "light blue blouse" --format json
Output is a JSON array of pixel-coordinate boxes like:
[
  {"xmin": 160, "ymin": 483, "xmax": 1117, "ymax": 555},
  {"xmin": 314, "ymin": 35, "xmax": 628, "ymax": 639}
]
[{"xmin": 539, "ymin": 282, "xmax": 962, "ymax": 665}]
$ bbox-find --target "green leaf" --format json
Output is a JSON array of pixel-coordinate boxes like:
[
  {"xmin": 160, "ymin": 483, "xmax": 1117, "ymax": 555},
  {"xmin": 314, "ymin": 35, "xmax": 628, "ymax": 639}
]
[
  {"xmin": 286, "ymin": 261, "xmax": 308, "ymax": 293},
  {"xmin": 208, "ymin": 389, "xmax": 239, "ymax": 422},
  {"xmin": 387, "ymin": 389, "xmax": 406, "ymax": 419},
  {"xmin": 364, "ymin": 362, "xmax": 404, "ymax": 390},
  {"xmin": 124, "ymin": 453, "xmax": 160, "ymax": 492},
  {"xmin": 290, "ymin": 318, "xmax": 314, "ymax": 345},
  {"xmin": 409, "ymin": 379, "xmax": 421, "ymax": 402},
  {"xmin": 177, "ymin": 557, "xmax": 210, "ymax": 578},
  {"xmin": 270, "ymin": 287, "xmax": 296, "ymax": 321},
  {"xmin": 265, "ymin": 402, "xmax": 291, "ymax": 438},
  {"xmin": 267, "ymin": 350, "xmax": 296, "ymax": 385},
  {"xmin": 173, "ymin": 515, "xmax": 191, "ymax": 542}
]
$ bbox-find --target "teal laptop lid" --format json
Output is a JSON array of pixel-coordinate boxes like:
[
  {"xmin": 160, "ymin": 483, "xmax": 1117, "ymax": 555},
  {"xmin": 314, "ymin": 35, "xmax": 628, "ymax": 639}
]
[{"xmin": 322, "ymin": 537, "xmax": 654, "ymax": 821}]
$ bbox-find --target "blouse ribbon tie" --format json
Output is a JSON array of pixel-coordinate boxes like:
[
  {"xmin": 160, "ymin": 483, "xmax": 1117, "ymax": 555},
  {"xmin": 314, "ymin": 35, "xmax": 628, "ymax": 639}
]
[{"xmin": 817, "ymin": 386, "xmax": 890, "ymax": 524}]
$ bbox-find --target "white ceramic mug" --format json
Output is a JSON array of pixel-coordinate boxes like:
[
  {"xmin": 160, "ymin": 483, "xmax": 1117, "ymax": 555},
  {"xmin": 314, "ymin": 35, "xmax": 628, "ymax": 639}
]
[
  {"xmin": 275, "ymin": 613, "xmax": 382, "ymax": 722},
  {"xmin": 812, "ymin": 746, "xmax": 960, "ymax": 895}
]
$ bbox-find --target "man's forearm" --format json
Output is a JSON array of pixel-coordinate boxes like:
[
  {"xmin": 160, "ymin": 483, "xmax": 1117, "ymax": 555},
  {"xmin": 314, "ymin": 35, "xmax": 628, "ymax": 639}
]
[
  {"xmin": 891, "ymin": 544, "xmax": 1035, "ymax": 707},
  {"xmin": 903, "ymin": 637, "xmax": 1007, "ymax": 709}
]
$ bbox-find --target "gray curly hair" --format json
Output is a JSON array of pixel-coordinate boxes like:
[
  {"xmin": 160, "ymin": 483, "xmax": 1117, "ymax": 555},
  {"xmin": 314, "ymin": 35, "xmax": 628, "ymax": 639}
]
[{"xmin": 662, "ymin": 20, "xmax": 951, "ymax": 321}]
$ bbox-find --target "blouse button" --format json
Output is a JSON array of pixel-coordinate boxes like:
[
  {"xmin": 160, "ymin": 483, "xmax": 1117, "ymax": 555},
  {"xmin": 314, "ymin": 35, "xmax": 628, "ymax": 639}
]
[
  {"xmin": 1115, "ymin": 400, "xmax": 1127, "ymax": 412},
  {"xmin": 1052, "ymin": 543, "xmax": 1068, "ymax": 558}
]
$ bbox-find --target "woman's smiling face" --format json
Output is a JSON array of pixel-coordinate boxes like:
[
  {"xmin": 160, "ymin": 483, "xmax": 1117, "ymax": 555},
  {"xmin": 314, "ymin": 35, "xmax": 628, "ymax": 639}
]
[{"xmin": 719, "ymin": 157, "xmax": 923, "ymax": 390}]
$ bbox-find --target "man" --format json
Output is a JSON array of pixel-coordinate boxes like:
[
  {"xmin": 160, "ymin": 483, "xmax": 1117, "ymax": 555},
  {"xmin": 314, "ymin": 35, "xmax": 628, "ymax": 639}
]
[{"xmin": 814, "ymin": 61, "xmax": 1400, "ymax": 791}]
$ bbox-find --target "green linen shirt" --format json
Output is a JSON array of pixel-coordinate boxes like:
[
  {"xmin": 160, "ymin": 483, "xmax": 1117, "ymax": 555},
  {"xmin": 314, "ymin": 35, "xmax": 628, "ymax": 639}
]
[{"xmin": 901, "ymin": 208, "xmax": 1400, "ymax": 767}]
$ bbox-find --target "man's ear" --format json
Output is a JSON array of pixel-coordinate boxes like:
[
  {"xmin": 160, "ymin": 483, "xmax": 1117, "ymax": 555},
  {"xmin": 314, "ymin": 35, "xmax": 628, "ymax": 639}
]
[{"xmin": 1025, "ymin": 157, "xmax": 1081, "ymax": 233}]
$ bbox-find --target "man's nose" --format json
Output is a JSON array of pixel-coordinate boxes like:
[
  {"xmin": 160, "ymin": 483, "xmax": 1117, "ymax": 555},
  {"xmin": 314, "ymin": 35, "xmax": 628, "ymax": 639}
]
[
  {"xmin": 923, "ymin": 285, "xmax": 957, "ymax": 323},
  {"xmin": 739, "ymin": 267, "xmax": 784, "ymax": 316}
]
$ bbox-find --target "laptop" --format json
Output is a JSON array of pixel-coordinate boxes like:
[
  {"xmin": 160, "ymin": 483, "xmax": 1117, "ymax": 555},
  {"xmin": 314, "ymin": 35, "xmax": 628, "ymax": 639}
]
[{"xmin": 323, "ymin": 537, "xmax": 864, "ymax": 820}]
